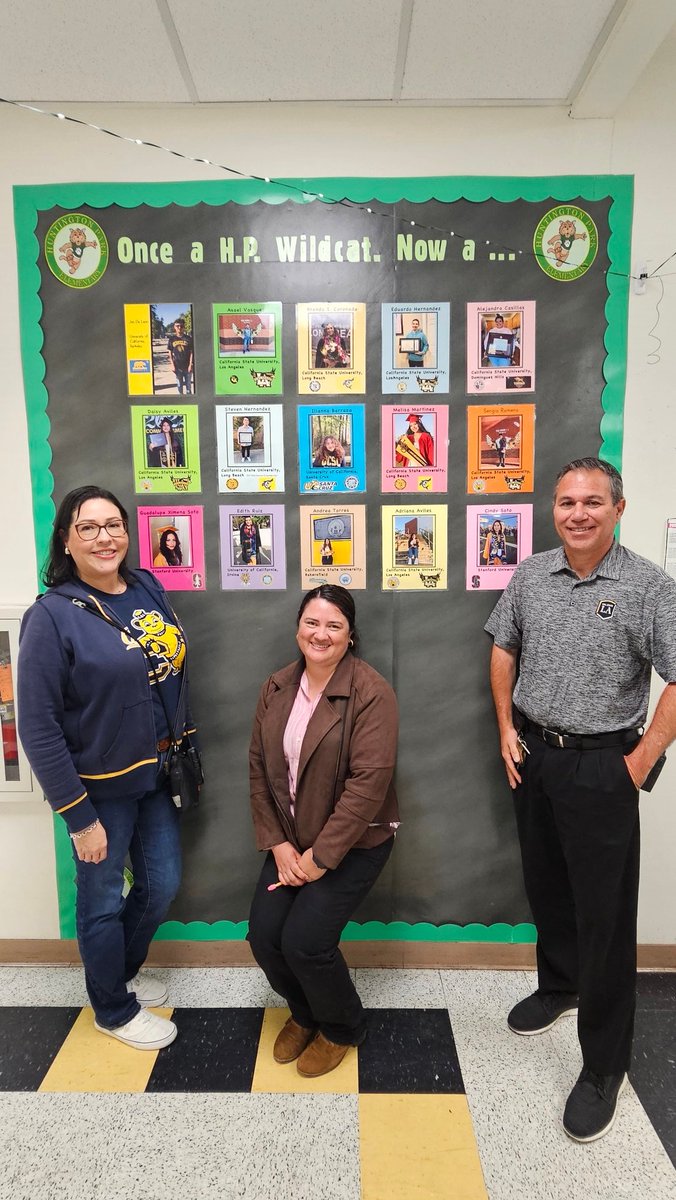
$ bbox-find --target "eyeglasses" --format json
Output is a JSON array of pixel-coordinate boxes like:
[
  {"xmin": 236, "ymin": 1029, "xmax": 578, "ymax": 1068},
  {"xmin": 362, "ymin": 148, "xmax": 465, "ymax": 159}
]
[{"xmin": 73, "ymin": 519, "xmax": 128, "ymax": 542}]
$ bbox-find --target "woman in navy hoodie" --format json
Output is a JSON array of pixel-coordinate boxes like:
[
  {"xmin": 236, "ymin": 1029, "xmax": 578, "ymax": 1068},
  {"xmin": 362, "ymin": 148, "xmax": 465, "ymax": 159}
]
[{"xmin": 18, "ymin": 485, "xmax": 195, "ymax": 1051}]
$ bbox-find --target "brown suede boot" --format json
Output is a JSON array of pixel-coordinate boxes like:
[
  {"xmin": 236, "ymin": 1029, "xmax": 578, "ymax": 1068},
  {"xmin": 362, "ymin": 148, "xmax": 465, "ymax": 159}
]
[
  {"xmin": 273, "ymin": 1017, "xmax": 316, "ymax": 1064},
  {"xmin": 296, "ymin": 1032, "xmax": 351, "ymax": 1077}
]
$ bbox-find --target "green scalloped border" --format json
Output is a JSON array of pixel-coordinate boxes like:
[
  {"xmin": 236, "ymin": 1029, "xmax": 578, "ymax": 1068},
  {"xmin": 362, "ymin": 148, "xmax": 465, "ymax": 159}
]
[
  {"xmin": 153, "ymin": 919, "xmax": 538, "ymax": 943},
  {"xmin": 14, "ymin": 174, "xmax": 632, "ymax": 943}
]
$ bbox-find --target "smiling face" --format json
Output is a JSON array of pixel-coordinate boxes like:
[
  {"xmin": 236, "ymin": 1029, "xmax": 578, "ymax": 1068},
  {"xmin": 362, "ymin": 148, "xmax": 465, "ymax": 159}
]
[
  {"xmin": 165, "ymin": 532, "xmax": 177, "ymax": 551},
  {"xmin": 325, "ymin": 437, "xmax": 336, "ymax": 451},
  {"xmin": 296, "ymin": 598, "xmax": 351, "ymax": 675},
  {"xmin": 553, "ymin": 469, "xmax": 625, "ymax": 567},
  {"xmin": 63, "ymin": 497, "xmax": 129, "ymax": 593}
]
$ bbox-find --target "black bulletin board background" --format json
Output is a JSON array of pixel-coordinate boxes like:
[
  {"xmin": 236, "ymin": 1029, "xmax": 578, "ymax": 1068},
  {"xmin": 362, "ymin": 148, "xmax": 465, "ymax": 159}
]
[{"xmin": 16, "ymin": 177, "xmax": 631, "ymax": 939}]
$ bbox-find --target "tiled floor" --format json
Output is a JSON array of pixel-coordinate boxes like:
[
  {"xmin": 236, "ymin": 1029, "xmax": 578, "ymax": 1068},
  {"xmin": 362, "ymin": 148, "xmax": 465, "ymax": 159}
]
[{"xmin": 0, "ymin": 966, "xmax": 674, "ymax": 1200}]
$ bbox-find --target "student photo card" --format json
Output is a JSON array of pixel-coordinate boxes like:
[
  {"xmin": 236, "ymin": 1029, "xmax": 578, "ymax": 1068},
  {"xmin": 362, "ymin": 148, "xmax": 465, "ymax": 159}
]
[
  {"xmin": 137, "ymin": 505, "xmax": 206, "ymax": 591},
  {"xmin": 219, "ymin": 504, "xmax": 287, "ymax": 590},
  {"xmin": 466, "ymin": 404, "xmax": 535, "ymax": 495},
  {"xmin": 296, "ymin": 303, "xmax": 366, "ymax": 395},
  {"xmin": 466, "ymin": 301, "xmax": 535, "ymax": 394},
  {"xmin": 381, "ymin": 504, "xmax": 448, "ymax": 591},
  {"xmin": 298, "ymin": 404, "xmax": 366, "ymax": 494},
  {"xmin": 212, "ymin": 301, "xmax": 282, "ymax": 396},
  {"xmin": 131, "ymin": 406, "xmax": 201, "ymax": 495},
  {"xmin": 299, "ymin": 504, "xmax": 366, "ymax": 590},
  {"xmin": 381, "ymin": 303, "xmax": 450, "ymax": 395},
  {"xmin": 215, "ymin": 404, "xmax": 285, "ymax": 493},
  {"xmin": 124, "ymin": 303, "xmax": 195, "ymax": 397},
  {"xmin": 465, "ymin": 503, "xmax": 533, "ymax": 591},
  {"xmin": 381, "ymin": 405, "xmax": 449, "ymax": 493}
]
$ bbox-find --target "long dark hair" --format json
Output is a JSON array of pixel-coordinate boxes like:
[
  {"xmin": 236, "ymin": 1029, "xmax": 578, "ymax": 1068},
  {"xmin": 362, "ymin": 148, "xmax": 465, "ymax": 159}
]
[
  {"xmin": 159, "ymin": 417, "xmax": 179, "ymax": 448},
  {"xmin": 297, "ymin": 584, "xmax": 359, "ymax": 654},
  {"xmin": 159, "ymin": 528, "xmax": 182, "ymax": 566},
  {"xmin": 43, "ymin": 485, "xmax": 131, "ymax": 589},
  {"xmin": 316, "ymin": 435, "xmax": 345, "ymax": 461}
]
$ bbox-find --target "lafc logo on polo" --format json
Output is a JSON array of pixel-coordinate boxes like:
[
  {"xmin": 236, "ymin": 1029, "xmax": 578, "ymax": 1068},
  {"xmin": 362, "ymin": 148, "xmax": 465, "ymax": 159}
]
[{"xmin": 596, "ymin": 600, "xmax": 616, "ymax": 621}]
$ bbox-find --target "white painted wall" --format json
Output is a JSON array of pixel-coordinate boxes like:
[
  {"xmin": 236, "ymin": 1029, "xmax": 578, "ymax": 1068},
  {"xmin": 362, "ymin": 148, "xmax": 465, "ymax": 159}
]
[{"xmin": 1, "ymin": 31, "xmax": 674, "ymax": 942}]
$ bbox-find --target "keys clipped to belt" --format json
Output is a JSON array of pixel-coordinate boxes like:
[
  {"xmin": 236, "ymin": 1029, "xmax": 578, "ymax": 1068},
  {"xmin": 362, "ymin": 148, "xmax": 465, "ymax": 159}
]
[{"xmin": 516, "ymin": 732, "xmax": 530, "ymax": 764}]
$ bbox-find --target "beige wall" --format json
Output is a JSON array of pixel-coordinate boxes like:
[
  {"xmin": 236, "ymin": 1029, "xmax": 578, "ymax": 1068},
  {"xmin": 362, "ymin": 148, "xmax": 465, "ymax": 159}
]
[{"xmin": 1, "ymin": 33, "xmax": 675, "ymax": 942}]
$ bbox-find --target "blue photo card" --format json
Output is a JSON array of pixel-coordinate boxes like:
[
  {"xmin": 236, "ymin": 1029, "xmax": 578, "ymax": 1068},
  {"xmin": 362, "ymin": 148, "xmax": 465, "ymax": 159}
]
[
  {"xmin": 381, "ymin": 303, "xmax": 451, "ymax": 395},
  {"xmin": 297, "ymin": 404, "xmax": 366, "ymax": 495}
]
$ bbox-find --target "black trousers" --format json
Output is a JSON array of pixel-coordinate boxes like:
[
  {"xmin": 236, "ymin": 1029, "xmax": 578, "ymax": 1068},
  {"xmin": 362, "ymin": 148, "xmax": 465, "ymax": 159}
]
[
  {"xmin": 248, "ymin": 838, "xmax": 394, "ymax": 1045},
  {"xmin": 514, "ymin": 732, "xmax": 640, "ymax": 1074}
]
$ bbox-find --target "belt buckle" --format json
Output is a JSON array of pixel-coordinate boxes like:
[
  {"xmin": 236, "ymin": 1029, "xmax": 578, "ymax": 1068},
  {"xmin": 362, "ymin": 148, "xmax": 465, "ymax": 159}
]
[{"xmin": 542, "ymin": 726, "xmax": 565, "ymax": 748}]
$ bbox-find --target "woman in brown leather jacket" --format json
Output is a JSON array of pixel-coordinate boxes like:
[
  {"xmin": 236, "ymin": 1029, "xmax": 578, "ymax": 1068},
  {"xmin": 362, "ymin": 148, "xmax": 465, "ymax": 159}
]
[{"xmin": 248, "ymin": 585, "xmax": 399, "ymax": 1077}]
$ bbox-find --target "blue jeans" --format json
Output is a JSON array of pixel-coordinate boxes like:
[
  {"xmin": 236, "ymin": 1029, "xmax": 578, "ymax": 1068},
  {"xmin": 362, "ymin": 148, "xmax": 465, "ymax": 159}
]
[
  {"xmin": 174, "ymin": 368, "xmax": 192, "ymax": 393},
  {"xmin": 73, "ymin": 783, "xmax": 182, "ymax": 1028}
]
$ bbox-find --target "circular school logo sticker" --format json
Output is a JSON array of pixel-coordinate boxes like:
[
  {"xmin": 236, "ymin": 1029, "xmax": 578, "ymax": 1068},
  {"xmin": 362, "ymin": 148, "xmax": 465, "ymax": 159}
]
[
  {"xmin": 44, "ymin": 214, "xmax": 109, "ymax": 288},
  {"xmin": 533, "ymin": 206, "xmax": 598, "ymax": 281}
]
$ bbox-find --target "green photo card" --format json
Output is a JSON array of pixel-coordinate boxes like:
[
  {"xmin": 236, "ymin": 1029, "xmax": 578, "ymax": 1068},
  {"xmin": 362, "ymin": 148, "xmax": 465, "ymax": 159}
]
[
  {"xmin": 130, "ymin": 405, "xmax": 201, "ymax": 495},
  {"xmin": 213, "ymin": 301, "xmax": 283, "ymax": 396}
]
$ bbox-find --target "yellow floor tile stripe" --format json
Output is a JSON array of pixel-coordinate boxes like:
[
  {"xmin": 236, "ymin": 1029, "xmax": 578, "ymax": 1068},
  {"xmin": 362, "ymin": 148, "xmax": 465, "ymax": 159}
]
[
  {"xmin": 359, "ymin": 1094, "xmax": 488, "ymax": 1200},
  {"xmin": 39, "ymin": 1007, "xmax": 174, "ymax": 1094},
  {"xmin": 251, "ymin": 1007, "xmax": 359, "ymax": 1095}
]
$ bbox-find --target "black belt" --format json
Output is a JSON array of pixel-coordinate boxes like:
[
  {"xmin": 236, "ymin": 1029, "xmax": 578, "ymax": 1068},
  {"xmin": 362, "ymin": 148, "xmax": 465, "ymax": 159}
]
[{"xmin": 523, "ymin": 720, "xmax": 642, "ymax": 751}]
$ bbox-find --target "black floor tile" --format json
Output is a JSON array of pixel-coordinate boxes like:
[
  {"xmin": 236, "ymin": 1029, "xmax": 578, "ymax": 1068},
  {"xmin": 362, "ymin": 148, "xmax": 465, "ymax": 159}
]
[
  {"xmin": 0, "ymin": 1007, "xmax": 80, "ymax": 1091},
  {"xmin": 146, "ymin": 1007, "xmax": 264, "ymax": 1093},
  {"xmin": 630, "ymin": 1008, "xmax": 676, "ymax": 1169},
  {"xmin": 636, "ymin": 972, "xmax": 676, "ymax": 1011},
  {"xmin": 358, "ymin": 1008, "xmax": 464, "ymax": 1094}
]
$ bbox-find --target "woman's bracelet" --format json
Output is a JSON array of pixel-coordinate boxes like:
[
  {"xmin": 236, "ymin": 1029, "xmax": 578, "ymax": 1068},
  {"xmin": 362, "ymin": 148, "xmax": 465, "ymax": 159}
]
[{"xmin": 69, "ymin": 819, "xmax": 100, "ymax": 841}]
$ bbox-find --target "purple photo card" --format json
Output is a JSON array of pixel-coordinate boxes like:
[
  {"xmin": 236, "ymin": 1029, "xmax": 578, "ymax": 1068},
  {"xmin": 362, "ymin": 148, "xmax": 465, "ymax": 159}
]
[{"xmin": 219, "ymin": 504, "xmax": 286, "ymax": 590}]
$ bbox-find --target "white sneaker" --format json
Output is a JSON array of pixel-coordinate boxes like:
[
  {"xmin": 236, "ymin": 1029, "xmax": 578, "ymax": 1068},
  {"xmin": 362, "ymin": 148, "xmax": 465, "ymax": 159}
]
[
  {"xmin": 126, "ymin": 973, "xmax": 168, "ymax": 1007},
  {"xmin": 95, "ymin": 1008, "xmax": 177, "ymax": 1050}
]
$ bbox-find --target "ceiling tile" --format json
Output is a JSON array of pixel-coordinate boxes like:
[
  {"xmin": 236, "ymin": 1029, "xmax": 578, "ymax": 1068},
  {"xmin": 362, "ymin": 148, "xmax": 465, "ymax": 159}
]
[
  {"xmin": 0, "ymin": 0, "xmax": 192, "ymax": 102},
  {"xmin": 168, "ymin": 0, "xmax": 402, "ymax": 101},
  {"xmin": 402, "ymin": 0, "xmax": 620, "ymax": 101}
]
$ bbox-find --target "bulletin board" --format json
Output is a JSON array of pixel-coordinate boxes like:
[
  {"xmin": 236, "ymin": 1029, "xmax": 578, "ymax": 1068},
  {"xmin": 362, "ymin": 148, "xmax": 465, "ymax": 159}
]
[{"xmin": 14, "ymin": 175, "xmax": 632, "ymax": 940}]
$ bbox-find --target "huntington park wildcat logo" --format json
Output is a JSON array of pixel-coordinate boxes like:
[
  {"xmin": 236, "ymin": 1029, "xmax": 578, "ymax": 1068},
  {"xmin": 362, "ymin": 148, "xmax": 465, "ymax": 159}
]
[
  {"xmin": 45, "ymin": 214, "xmax": 109, "ymax": 288},
  {"xmin": 533, "ymin": 207, "xmax": 598, "ymax": 282}
]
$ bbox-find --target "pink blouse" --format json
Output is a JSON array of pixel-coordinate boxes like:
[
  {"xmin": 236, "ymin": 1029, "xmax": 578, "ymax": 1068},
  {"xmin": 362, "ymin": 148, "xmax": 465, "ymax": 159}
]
[{"xmin": 283, "ymin": 672, "xmax": 323, "ymax": 815}]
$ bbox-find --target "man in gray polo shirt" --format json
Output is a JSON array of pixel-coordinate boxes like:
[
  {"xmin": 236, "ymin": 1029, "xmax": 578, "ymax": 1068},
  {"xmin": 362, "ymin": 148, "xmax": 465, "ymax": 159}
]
[{"xmin": 485, "ymin": 457, "xmax": 676, "ymax": 1143}]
